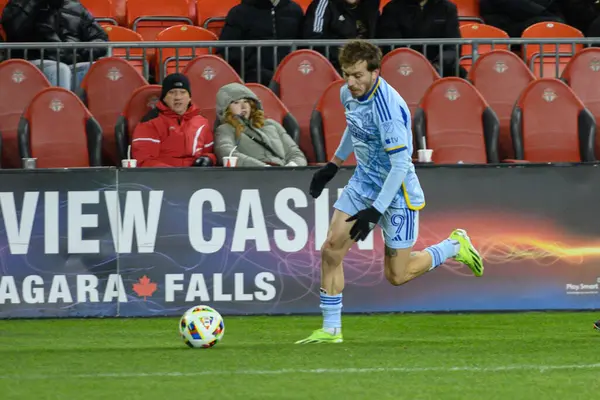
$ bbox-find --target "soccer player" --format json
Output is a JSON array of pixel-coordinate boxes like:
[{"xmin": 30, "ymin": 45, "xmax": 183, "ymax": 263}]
[
  {"xmin": 595, "ymin": 320, "xmax": 599, "ymax": 331},
  {"xmin": 296, "ymin": 40, "xmax": 484, "ymax": 344}
]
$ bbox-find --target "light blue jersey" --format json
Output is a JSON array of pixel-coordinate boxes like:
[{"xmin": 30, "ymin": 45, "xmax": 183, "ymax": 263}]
[{"xmin": 334, "ymin": 76, "xmax": 425, "ymax": 213}]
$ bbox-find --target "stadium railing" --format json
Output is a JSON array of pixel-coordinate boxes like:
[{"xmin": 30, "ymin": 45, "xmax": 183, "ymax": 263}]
[{"xmin": 0, "ymin": 38, "xmax": 594, "ymax": 83}]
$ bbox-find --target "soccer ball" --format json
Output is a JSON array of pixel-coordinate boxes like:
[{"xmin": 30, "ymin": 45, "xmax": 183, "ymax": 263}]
[{"xmin": 179, "ymin": 305, "xmax": 225, "ymax": 348}]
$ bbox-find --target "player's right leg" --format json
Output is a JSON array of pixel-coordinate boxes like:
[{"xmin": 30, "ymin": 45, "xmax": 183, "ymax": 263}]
[
  {"xmin": 381, "ymin": 208, "xmax": 483, "ymax": 286},
  {"xmin": 296, "ymin": 190, "xmax": 360, "ymax": 344}
]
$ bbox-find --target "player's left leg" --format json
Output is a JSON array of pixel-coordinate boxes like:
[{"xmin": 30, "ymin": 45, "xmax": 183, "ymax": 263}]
[{"xmin": 381, "ymin": 209, "xmax": 483, "ymax": 286}]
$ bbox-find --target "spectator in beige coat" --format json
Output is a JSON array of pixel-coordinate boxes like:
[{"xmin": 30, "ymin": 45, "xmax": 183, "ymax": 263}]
[{"xmin": 214, "ymin": 82, "xmax": 307, "ymax": 167}]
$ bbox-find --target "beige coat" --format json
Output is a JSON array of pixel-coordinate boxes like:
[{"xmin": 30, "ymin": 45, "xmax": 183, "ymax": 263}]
[{"xmin": 214, "ymin": 83, "xmax": 307, "ymax": 167}]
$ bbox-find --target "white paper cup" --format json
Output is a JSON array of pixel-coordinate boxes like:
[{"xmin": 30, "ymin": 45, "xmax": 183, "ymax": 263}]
[
  {"xmin": 223, "ymin": 156, "xmax": 238, "ymax": 167},
  {"xmin": 121, "ymin": 159, "xmax": 137, "ymax": 168},
  {"xmin": 417, "ymin": 149, "xmax": 433, "ymax": 163}
]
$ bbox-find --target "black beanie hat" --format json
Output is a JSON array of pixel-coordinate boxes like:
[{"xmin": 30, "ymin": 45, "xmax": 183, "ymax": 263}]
[{"xmin": 161, "ymin": 73, "xmax": 191, "ymax": 99}]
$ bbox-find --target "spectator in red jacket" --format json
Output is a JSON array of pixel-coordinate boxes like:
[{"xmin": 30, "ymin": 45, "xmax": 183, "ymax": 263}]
[{"xmin": 132, "ymin": 73, "xmax": 216, "ymax": 167}]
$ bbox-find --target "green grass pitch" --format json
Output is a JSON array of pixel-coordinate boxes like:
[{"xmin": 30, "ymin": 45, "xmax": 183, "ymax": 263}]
[{"xmin": 1, "ymin": 312, "xmax": 599, "ymax": 399}]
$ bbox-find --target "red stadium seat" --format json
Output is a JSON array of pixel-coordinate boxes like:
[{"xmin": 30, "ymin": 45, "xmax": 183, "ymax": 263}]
[
  {"xmin": 113, "ymin": 0, "xmax": 126, "ymax": 25},
  {"xmin": 126, "ymin": 0, "xmax": 193, "ymax": 42},
  {"xmin": 380, "ymin": 48, "xmax": 441, "ymax": 116},
  {"xmin": 562, "ymin": 48, "xmax": 600, "ymax": 158},
  {"xmin": 80, "ymin": 0, "xmax": 118, "ymax": 26},
  {"xmin": 183, "ymin": 55, "xmax": 243, "ymax": 126},
  {"xmin": 115, "ymin": 85, "xmax": 162, "ymax": 160},
  {"xmin": 197, "ymin": 0, "xmax": 240, "ymax": 36},
  {"xmin": 468, "ymin": 50, "xmax": 535, "ymax": 159},
  {"xmin": 451, "ymin": 0, "xmax": 483, "ymax": 23},
  {"xmin": 459, "ymin": 23, "xmax": 509, "ymax": 70},
  {"xmin": 0, "ymin": 60, "xmax": 51, "ymax": 168},
  {"xmin": 78, "ymin": 57, "xmax": 148, "ymax": 166},
  {"xmin": 18, "ymin": 88, "xmax": 103, "ymax": 168},
  {"xmin": 103, "ymin": 26, "xmax": 147, "ymax": 76},
  {"xmin": 414, "ymin": 77, "xmax": 500, "ymax": 164},
  {"xmin": 521, "ymin": 22, "xmax": 584, "ymax": 78},
  {"xmin": 269, "ymin": 50, "xmax": 342, "ymax": 163},
  {"xmin": 246, "ymin": 83, "xmax": 300, "ymax": 143},
  {"xmin": 310, "ymin": 80, "xmax": 355, "ymax": 165},
  {"xmin": 155, "ymin": 25, "xmax": 218, "ymax": 80},
  {"xmin": 511, "ymin": 78, "xmax": 595, "ymax": 162}
]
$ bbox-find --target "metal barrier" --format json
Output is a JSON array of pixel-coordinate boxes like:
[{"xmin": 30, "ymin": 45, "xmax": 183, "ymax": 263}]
[{"xmin": 0, "ymin": 38, "xmax": 596, "ymax": 84}]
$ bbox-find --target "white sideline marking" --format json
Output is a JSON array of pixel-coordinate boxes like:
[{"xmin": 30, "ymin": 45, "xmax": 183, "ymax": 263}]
[{"xmin": 1, "ymin": 363, "xmax": 600, "ymax": 380}]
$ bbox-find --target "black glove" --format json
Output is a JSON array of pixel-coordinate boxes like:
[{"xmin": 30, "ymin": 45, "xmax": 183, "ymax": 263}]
[
  {"xmin": 193, "ymin": 156, "xmax": 213, "ymax": 167},
  {"xmin": 309, "ymin": 162, "xmax": 338, "ymax": 198},
  {"xmin": 346, "ymin": 206, "xmax": 381, "ymax": 242}
]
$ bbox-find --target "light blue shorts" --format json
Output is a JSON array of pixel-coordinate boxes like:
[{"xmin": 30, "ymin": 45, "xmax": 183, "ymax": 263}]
[{"xmin": 334, "ymin": 186, "xmax": 419, "ymax": 249}]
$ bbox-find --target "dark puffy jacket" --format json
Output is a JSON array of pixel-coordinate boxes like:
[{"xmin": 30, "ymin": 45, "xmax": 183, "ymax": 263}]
[
  {"xmin": 303, "ymin": 0, "xmax": 380, "ymax": 40},
  {"xmin": 1, "ymin": 0, "xmax": 108, "ymax": 64},
  {"xmin": 303, "ymin": 0, "xmax": 380, "ymax": 70},
  {"xmin": 479, "ymin": 0, "xmax": 564, "ymax": 37},
  {"xmin": 218, "ymin": 0, "xmax": 304, "ymax": 85},
  {"xmin": 378, "ymin": 0, "xmax": 461, "ymax": 68},
  {"xmin": 558, "ymin": 0, "xmax": 600, "ymax": 34}
]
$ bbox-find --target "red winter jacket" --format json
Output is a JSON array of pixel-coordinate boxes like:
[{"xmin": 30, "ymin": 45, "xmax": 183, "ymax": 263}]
[{"xmin": 132, "ymin": 102, "xmax": 216, "ymax": 167}]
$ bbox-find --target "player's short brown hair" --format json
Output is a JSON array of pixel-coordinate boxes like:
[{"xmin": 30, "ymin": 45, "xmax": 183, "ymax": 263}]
[{"xmin": 338, "ymin": 40, "xmax": 382, "ymax": 72}]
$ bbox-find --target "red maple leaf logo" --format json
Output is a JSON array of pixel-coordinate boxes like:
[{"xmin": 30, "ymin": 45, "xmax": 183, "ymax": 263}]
[{"xmin": 133, "ymin": 275, "xmax": 157, "ymax": 300}]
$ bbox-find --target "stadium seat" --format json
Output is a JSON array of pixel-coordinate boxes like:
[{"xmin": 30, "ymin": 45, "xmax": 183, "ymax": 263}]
[
  {"xmin": 18, "ymin": 88, "xmax": 103, "ymax": 168},
  {"xmin": 459, "ymin": 24, "xmax": 509, "ymax": 70},
  {"xmin": 511, "ymin": 78, "xmax": 596, "ymax": 162},
  {"xmin": 80, "ymin": 0, "xmax": 118, "ymax": 26},
  {"xmin": 183, "ymin": 55, "xmax": 243, "ymax": 127},
  {"xmin": 561, "ymin": 48, "xmax": 600, "ymax": 158},
  {"xmin": 188, "ymin": 0, "xmax": 198, "ymax": 24},
  {"xmin": 451, "ymin": 0, "xmax": 483, "ymax": 23},
  {"xmin": 113, "ymin": 0, "xmax": 126, "ymax": 25},
  {"xmin": 245, "ymin": 83, "xmax": 301, "ymax": 144},
  {"xmin": 115, "ymin": 85, "xmax": 162, "ymax": 161},
  {"xmin": 196, "ymin": 0, "xmax": 239, "ymax": 36},
  {"xmin": 414, "ymin": 77, "xmax": 500, "ymax": 164},
  {"xmin": 310, "ymin": 80, "xmax": 355, "ymax": 166},
  {"xmin": 0, "ymin": 60, "xmax": 51, "ymax": 169},
  {"xmin": 468, "ymin": 50, "xmax": 535, "ymax": 159},
  {"xmin": 380, "ymin": 48, "xmax": 441, "ymax": 116},
  {"xmin": 521, "ymin": 22, "xmax": 584, "ymax": 78},
  {"xmin": 126, "ymin": 0, "xmax": 193, "ymax": 42},
  {"xmin": 269, "ymin": 50, "xmax": 342, "ymax": 163},
  {"xmin": 103, "ymin": 26, "xmax": 147, "ymax": 76},
  {"xmin": 155, "ymin": 25, "xmax": 218, "ymax": 80},
  {"xmin": 77, "ymin": 57, "xmax": 148, "ymax": 166}
]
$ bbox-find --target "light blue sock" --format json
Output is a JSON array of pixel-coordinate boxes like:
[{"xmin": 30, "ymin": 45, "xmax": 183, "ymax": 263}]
[
  {"xmin": 320, "ymin": 289, "xmax": 342, "ymax": 335},
  {"xmin": 425, "ymin": 239, "xmax": 460, "ymax": 271}
]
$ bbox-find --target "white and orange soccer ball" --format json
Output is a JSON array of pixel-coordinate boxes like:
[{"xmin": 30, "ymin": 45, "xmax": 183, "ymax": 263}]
[{"xmin": 179, "ymin": 305, "xmax": 225, "ymax": 348}]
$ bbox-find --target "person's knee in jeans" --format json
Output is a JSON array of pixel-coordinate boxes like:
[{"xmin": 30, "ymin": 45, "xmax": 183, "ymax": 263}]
[
  {"xmin": 31, "ymin": 60, "xmax": 73, "ymax": 90},
  {"xmin": 73, "ymin": 61, "xmax": 92, "ymax": 91}
]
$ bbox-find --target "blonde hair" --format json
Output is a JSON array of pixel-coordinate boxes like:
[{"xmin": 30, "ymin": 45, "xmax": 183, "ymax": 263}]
[{"xmin": 223, "ymin": 100, "xmax": 265, "ymax": 139}]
